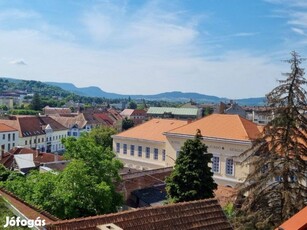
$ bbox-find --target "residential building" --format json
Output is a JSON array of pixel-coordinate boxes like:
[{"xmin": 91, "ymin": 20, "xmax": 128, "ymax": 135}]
[
  {"xmin": 147, "ymin": 107, "xmax": 201, "ymax": 120},
  {"xmin": 0, "ymin": 116, "xmax": 68, "ymax": 152},
  {"xmin": 120, "ymin": 109, "xmax": 147, "ymax": 126},
  {"xmin": 164, "ymin": 114, "xmax": 261, "ymax": 187},
  {"xmin": 114, "ymin": 114, "xmax": 262, "ymax": 188},
  {"xmin": 45, "ymin": 198, "xmax": 233, "ymax": 230},
  {"xmin": 43, "ymin": 106, "xmax": 72, "ymax": 115},
  {"xmin": 245, "ymin": 106, "xmax": 274, "ymax": 125},
  {"xmin": 0, "ymin": 97, "xmax": 14, "ymax": 109},
  {"xmin": 214, "ymin": 101, "xmax": 247, "ymax": 118},
  {"xmin": 113, "ymin": 119, "xmax": 188, "ymax": 170},
  {"xmin": 0, "ymin": 147, "xmax": 64, "ymax": 174},
  {"xmin": 0, "ymin": 123, "xmax": 18, "ymax": 153}
]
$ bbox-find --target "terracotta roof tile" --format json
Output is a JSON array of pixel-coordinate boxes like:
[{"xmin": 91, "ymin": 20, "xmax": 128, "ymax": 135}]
[
  {"xmin": 277, "ymin": 206, "xmax": 307, "ymax": 230},
  {"xmin": 166, "ymin": 114, "xmax": 261, "ymax": 141},
  {"xmin": 0, "ymin": 123, "xmax": 17, "ymax": 132},
  {"xmin": 45, "ymin": 198, "xmax": 233, "ymax": 230},
  {"xmin": 114, "ymin": 119, "xmax": 188, "ymax": 142}
]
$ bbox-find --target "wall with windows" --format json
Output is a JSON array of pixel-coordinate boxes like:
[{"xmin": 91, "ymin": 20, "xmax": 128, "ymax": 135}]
[
  {"xmin": 0, "ymin": 130, "xmax": 19, "ymax": 152},
  {"xmin": 165, "ymin": 135, "xmax": 252, "ymax": 187},
  {"xmin": 113, "ymin": 138, "xmax": 167, "ymax": 169}
]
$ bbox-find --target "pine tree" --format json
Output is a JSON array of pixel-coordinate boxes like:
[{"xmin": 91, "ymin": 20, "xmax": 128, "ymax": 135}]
[
  {"xmin": 237, "ymin": 51, "xmax": 307, "ymax": 228},
  {"xmin": 166, "ymin": 130, "xmax": 217, "ymax": 203}
]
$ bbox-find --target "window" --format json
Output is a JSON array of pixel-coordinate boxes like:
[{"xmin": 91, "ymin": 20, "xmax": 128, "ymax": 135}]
[
  {"xmin": 154, "ymin": 148, "xmax": 158, "ymax": 160},
  {"xmin": 146, "ymin": 147, "xmax": 150, "ymax": 158},
  {"xmin": 25, "ymin": 140, "xmax": 27, "ymax": 145},
  {"xmin": 68, "ymin": 131, "xmax": 71, "ymax": 136},
  {"xmin": 13, "ymin": 133, "xmax": 15, "ymax": 141},
  {"xmin": 2, "ymin": 134, "xmax": 4, "ymax": 140},
  {"xmin": 116, "ymin": 143, "xmax": 120, "ymax": 153},
  {"xmin": 138, "ymin": 146, "xmax": 142, "ymax": 157},
  {"xmin": 130, "ymin": 145, "xmax": 135, "ymax": 156},
  {"xmin": 226, "ymin": 159, "xmax": 234, "ymax": 176},
  {"xmin": 8, "ymin": 143, "xmax": 10, "ymax": 150},
  {"xmin": 162, "ymin": 149, "xmax": 166, "ymax": 161},
  {"xmin": 42, "ymin": 138, "xmax": 44, "ymax": 142},
  {"xmin": 8, "ymin": 134, "xmax": 10, "ymax": 141},
  {"xmin": 38, "ymin": 138, "xmax": 40, "ymax": 143},
  {"xmin": 123, "ymin": 144, "xmax": 127, "ymax": 154},
  {"xmin": 212, "ymin": 156, "xmax": 220, "ymax": 173},
  {"xmin": 29, "ymin": 140, "xmax": 32, "ymax": 145}
]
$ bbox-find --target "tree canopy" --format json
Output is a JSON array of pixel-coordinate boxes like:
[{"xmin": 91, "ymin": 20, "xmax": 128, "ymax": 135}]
[
  {"xmin": 166, "ymin": 131, "xmax": 217, "ymax": 203},
  {"xmin": 2, "ymin": 128, "xmax": 123, "ymax": 219},
  {"xmin": 235, "ymin": 51, "xmax": 307, "ymax": 229}
]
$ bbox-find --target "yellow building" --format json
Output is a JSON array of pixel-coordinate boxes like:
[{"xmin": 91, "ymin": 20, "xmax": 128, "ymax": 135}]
[
  {"xmin": 164, "ymin": 114, "xmax": 261, "ymax": 187},
  {"xmin": 112, "ymin": 119, "xmax": 188, "ymax": 170},
  {"xmin": 113, "ymin": 114, "xmax": 262, "ymax": 187}
]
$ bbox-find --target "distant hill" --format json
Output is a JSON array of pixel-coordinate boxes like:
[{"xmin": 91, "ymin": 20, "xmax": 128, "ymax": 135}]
[{"xmin": 45, "ymin": 81, "xmax": 266, "ymax": 105}]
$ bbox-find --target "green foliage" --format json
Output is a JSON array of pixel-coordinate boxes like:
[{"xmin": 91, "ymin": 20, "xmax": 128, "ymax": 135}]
[
  {"xmin": 88, "ymin": 126, "xmax": 117, "ymax": 148},
  {"xmin": 127, "ymin": 101, "xmax": 137, "ymax": 109},
  {"xmin": 10, "ymin": 109, "xmax": 39, "ymax": 115},
  {"xmin": 166, "ymin": 132, "xmax": 217, "ymax": 203},
  {"xmin": 3, "ymin": 129, "xmax": 123, "ymax": 219},
  {"xmin": 122, "ymin": 117, "xmax": 134, "ymax": 131},
  {"xmin": 30, "ymin": 93, "xmax": 42, "ymax": 110},
  {"xmin": 238, "ymin": 51, "xmax": 307, "ymax": 228}
]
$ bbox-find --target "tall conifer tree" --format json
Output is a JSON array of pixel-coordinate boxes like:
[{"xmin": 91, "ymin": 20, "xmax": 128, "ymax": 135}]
[{"xmin": 237, "ymin": 51, "xmax": 307, "ymax": 229}]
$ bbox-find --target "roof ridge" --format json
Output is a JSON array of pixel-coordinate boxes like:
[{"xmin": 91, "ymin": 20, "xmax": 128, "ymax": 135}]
[{"xmin": 46, "ymin": 198, "xmax": 220, "ymax": 225}]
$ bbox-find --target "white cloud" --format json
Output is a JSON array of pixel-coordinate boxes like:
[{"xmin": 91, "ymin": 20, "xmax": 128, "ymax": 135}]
[
  {"xmin": 9, "ymin": 59, "xmax": 27, "ymax": 66},
  {"xmin": 292, "ymin": 27, "xmax": 305, "ymax": 35}
]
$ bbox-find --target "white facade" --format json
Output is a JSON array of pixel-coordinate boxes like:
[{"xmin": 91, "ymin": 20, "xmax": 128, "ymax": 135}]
[{"xmin": 0, "ymin": 129, "xmax": 19, "ymax": 152}]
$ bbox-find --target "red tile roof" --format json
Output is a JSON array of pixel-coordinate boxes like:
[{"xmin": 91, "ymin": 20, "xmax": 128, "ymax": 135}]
[
  {"xmin": 0, "ymin": 116, "xmax": 67, "ymax": 137},
  {"xmin": 0, "ymin": 147, "xmax": 64, "ymax": 168},
  {"xmin": 166, "ymin": 114, "xmax": 261, "ymax": 141},
  {"xmin": 277, "ymin": 206, "xmax": 307, "ymax": 230},
  {"xmin": 45, "ymin": 198, "xmax": 233, "ymax": 230}
]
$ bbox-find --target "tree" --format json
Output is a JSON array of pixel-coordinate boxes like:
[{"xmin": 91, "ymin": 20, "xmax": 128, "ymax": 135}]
[
  {"xmin": 128, "ymin": 101, "xmax": 137, "ymax": 109},
  {"xmin": 237, "ymin": 51, "xmax": 307, "ymax": 228},
  {"xmin": 122, "ymin": 117, "xmax": 134, "ymax": 130},
  {"xmin": 165, "ymin": 131, "xmax": 217, "ymax": 203},
  {"xmin": 30, "ymin": 92, "xmax": 41, "ymax": 110},
  {"xmin": 88, "ymin": 126, "xmax": 117, "ymax": 149}
]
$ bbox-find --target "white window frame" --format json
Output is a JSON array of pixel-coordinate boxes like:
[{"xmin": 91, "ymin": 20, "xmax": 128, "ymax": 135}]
[
  {"xmin": 212, "ymin": 156, "xmax": 220, "ymax": 173},
  {"xmin": 226, "ymin": 158, "xmax": 234, "ymax": 176}
]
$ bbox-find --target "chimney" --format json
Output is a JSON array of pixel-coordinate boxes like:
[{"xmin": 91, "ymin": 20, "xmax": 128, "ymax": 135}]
[
  {"xmin": 36, "ymin": 147, "xmax": 40, "ymax": 157},
  {"xmin": 54, "ymin": 152, "xmax": 59, "ymax": 162},
  {"xmin": 1, "ymin": 145, "xmax": 5, "ymax": 160}
]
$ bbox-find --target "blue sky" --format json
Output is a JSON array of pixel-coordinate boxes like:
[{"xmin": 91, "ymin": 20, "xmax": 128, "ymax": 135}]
[{"xmin": 0, "ymin": 0, "xmax": 306, "ymax": 98}]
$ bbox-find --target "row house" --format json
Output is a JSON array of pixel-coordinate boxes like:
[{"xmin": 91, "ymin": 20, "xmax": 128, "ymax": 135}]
[
  {"xmin": 0, "ymin": 123, "xmax": 19, "ymax": 153},
  {"xmin": 0, "ymin": 116, "xmax": 68, "ymax": 153},
  {"xmin": 51, "ymin": 109, "xmax": 123, "ymax": 137},
  {"xmin": 113, "ymin": 114, "xmax": 262, "ymax": 187},
  {"xmin": 120, "ymin": 109, "xmax": 147, "ymax": 126}
]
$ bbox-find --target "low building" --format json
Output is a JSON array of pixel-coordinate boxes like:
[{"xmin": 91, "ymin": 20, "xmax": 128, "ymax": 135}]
[
  {"xmin": 147, "ymin": 107, "xmax": 201, "ymax": 120},
  {"xmin": 0, "ymin": 116, "xmax": 68, "ymax": 153},
  {"xmin": 113, "ymin": 119, "xmax": 188, "ymax": 170},
  {"xmin": 120, "ymin": 109, "xmax": 147, "ymax": 126},
  {"xmin": 0, "ymin": 123, "xmax": 19, "ymax": 153}
]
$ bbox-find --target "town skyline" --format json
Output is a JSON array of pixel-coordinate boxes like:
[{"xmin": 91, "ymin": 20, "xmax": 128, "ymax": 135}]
[{"xmin": 0, "ymin": 0, "xmax": 306, "ymax": 98}]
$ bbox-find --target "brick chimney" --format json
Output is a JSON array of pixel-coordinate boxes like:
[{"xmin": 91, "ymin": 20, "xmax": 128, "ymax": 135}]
[{"xmin": 36, "ymin": 147, "xmax": 40, "ymax": 158}]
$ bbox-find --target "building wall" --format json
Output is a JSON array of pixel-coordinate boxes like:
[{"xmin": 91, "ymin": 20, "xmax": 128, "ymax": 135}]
[
  {"xmin": 113, "ymin": 137, "xmax": 167, "ymax": 168},
  {"xmin": 0, "ymin": 130, "xmax": 19, "ymax": 151},
  {"xmin": 165, "ymin": 135, "xmax": 253, "ymax": 187}
]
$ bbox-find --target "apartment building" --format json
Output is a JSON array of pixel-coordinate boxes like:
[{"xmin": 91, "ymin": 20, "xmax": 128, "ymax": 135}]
[{"xmin": 0, "ymin": 123, "xmax": 19, "ymax": 153}]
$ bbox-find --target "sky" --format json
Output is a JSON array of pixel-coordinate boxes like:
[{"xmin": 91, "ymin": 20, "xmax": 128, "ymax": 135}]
[{"xmin": 0, "ymin": 0, "xmax": 307, "ymax": 99}]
